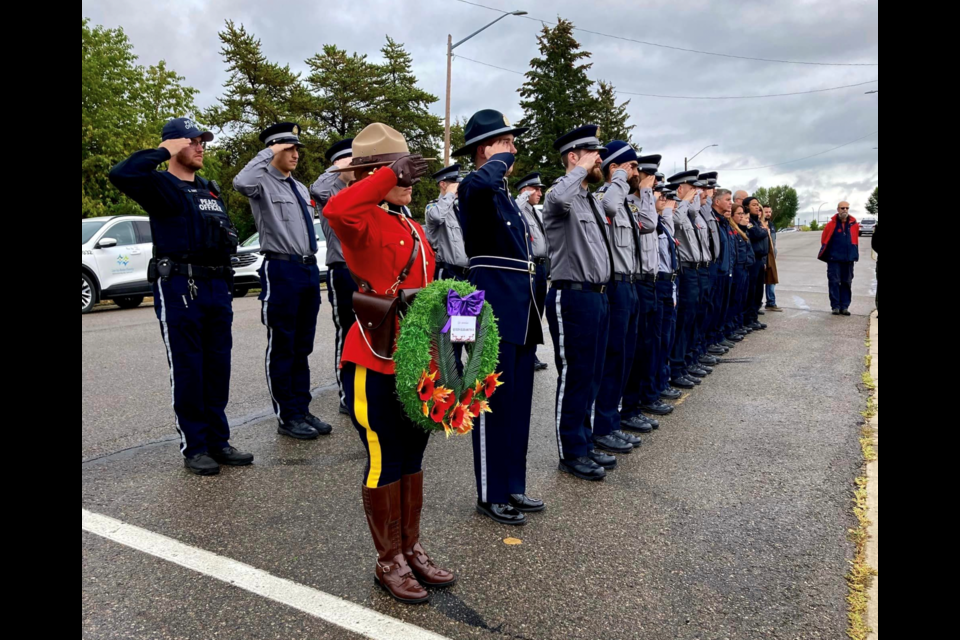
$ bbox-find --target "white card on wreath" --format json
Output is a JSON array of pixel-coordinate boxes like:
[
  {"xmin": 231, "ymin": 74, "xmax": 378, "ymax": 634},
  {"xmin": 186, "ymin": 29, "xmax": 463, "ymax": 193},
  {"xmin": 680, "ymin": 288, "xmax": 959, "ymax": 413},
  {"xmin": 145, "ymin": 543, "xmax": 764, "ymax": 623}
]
[{"xmin": 450, "ymin": 316, "xmax": 477, "ymax": 343}]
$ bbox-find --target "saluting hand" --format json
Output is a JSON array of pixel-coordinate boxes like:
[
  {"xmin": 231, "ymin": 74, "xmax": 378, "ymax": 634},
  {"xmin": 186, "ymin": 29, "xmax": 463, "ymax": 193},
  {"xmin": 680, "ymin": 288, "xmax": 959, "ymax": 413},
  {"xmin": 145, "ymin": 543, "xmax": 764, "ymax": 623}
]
[
  {"xmin": 639, "ymin": 173, "xmax": 657, "ymax": 190},
  {"xmin": 391, "ymin": 154, "xmax": 429, "ymax": 188},
  {"xmin": 445, "ymin": 182, "xmax": 460, "ymax": 196},
  {"xmin": 269, "ymin": 143, "xmax": 296, "ymax": 155},
  {"xmin": 484, "ymin": 139, "xmax": 515, "ymax": 159},
  {"xmin": 159, "ymin": 138, "xmax": 193, "ymax": 156},
  {"xmin": 577, "ymin": 151, "xmax": 602, "ymax": 172}
]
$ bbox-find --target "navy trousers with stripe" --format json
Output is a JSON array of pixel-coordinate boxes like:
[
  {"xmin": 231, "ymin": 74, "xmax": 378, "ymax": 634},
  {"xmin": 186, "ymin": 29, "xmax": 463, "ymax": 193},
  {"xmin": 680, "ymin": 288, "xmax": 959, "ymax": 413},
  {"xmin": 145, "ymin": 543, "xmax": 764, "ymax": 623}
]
[
  {"xmin": 327, "ymin": 266, "xmax": 358, "ymax": 409},
  {"xmin": 546, "ymin": 287, "xmax": 610, "ymax": 460},
  {"xmin": 622, "ymin": 281, "xmax": 659, "ymax": 415},
  {"xmin": 259, "ymin": 260, "xmax": 322, "ymax": 425},
  {"xmin": 153, "ymin": 275, "xmax": 233, "ymax": 458},
  {"xmin": 343, "ymin": 363, "xmax": 429, "ymax": 488},
  {"xmin": 594, "ymin": 282, "xmax": 639, "ymax": 436},
  {"xmin": 693, "ymin": 267, "xmax": 715, "ymax": 361},
  {"xmin": 656, "ymin": 278, "xmax": 677, "ymax": 393},
  {"xmin": 671, "ymin": 268, "xmax": 701, "ymax": 380}
]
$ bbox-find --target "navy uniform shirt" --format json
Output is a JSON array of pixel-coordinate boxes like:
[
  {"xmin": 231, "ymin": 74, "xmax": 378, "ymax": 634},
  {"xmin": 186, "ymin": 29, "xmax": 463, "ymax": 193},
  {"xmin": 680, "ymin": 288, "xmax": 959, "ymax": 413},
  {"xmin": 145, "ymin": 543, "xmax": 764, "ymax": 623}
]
[
  {"xmin": 459, "ymin": 152, "xmax": 543, "ymax": 347},
  {"xmin": 543, "ymin": 167, "xmax": 614, "ymax": 284}
]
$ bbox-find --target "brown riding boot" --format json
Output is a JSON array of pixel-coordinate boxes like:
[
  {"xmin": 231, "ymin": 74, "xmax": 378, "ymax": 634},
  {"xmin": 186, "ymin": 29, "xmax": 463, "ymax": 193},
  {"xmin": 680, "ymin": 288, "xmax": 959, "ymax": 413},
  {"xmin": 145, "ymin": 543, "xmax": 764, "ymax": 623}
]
[
  {"xmin": 362, "ymin": 482, "xmax": 429, "ymax": 604},
  {"xmin": 401, "ymin": 472, "xmax": 457, "ymax": 588}
]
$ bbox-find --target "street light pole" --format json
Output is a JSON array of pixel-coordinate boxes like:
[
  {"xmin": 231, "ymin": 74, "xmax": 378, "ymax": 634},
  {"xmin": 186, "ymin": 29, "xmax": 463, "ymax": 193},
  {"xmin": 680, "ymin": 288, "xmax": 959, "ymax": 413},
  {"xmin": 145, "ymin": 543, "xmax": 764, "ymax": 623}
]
[
  {"xmin": 685, "ymin": 144, "xmax": 718, "ymax": 171},
  {"xmin": 444, "ymin": 10, "xmax": 528, "ymax": 165}
]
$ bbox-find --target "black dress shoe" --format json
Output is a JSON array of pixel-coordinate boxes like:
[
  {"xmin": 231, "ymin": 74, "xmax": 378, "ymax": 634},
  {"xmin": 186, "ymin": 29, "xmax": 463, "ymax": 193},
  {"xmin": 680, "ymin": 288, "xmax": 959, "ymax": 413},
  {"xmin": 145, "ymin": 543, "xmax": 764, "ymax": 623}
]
[
  {"xmin": 305, "ymin": 414, "xmax": 333, "ymax": 435},
  {"xmin": 756, "ymin": 323, "xmax": 768, "ymax": 330},
  {"xmin": 612, "ymin": 430, "xmax": 642, "ymax": 447},
  {"xmin": 184, "ymin": 454, "xmax": 220, "ymax": 476},
  {"xmin": 641, "ymin": 402, "xmax": 674, "ymax": 416},
  {"xmin": 278, "ymin": 420, "xmax": 320, "ymax": 440},
  {"xmin": 726, "ymin": 334, "xmax": 744, "ymax": 342},
  {"xmin": 209, "ymin": 447, "xmax": 254, "ymax": 467},
  {"xmin": 477, "ymin": 502, "xmax": 527, "ymax": 526},
  {"xmin": 832, "ymin": 309, "xmax": 841, "ymax": 316},
  {"xmin": 671, "ymin": 377, "xmax": 696, "ymax": 390},
  {"xmin": 841, "ymin": 309, "xmax": 852, "ymax": 316},
  {"xmin": 758, "ymin": 309, "xmax": 766, "ymax": 316},
  {"xmin": 742, "ymin": 326, "xmax": 755, "ymax": 333},
  {"xmin": 684, "ymin": 376, "xmax": 702, "ymax": 386},
  {"xmin": 641, "ymin": 414, "xmax": 661, "ymax": 430},
  {"xmin": 661, "ymin": 388, "xmax": 683, "ymax": 400},
  {"xmin": 534, "ymin": 360, "xmax": 549, "ymax": 372},
  {"xmin": 622, "ymin": 416, "xmax": 653, "ymax": 434},
  {"xmin": 708, "ymin": 345, "xmax": 728, "ymax": 356},
  {"xmin": 588, "ymin": 451, "xmax": 618, "ymax": 470},
  {"xmin": 339, "ymin": 403, "xmax": 351, "ymax": 416},
  {"xmin": 700, "ymin": 355, "xmax": 720, "ymax": 366},
  {"xmin": 509, "ymin": 494, "xmax": 546, "ymax": 513},
  {"xmin": 594, "ymin": 434, "xmax": 633, "ymax": 454},
  {"xmin": 699, "ymin": 364, "xmax": 714, "ymax": 374},
  {"xmin": 687, "ymin": 367, "xmax": 708, "ymax": 378},
  {"xmin": 560, "ymin": 457, "xmax": 607, "ymax": 481},
  {"xmin": 720, "ymin": 340, "xmax": 737, "ymax": 349}
]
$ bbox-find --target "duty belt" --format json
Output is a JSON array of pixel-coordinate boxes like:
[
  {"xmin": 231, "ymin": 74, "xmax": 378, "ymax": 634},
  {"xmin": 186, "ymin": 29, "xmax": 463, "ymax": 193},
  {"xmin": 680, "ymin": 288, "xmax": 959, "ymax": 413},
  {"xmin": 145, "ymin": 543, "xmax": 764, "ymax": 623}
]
[
  {"xmin": 613, "ymin": 273, "xmax": 636, "ymax": 284},
  {"xmin": 263, "ymin": 252, "xmax": 318, "ymax": 266},
  {"xmin": 658, "ymin": 272, "xmax": 679, "ymax": 283},
  {"xmin": 532, "ymin": 257, "xmax": 549, "ymax": 266},
  {"xmin": 552, "ymin": 281, "xmax": 607, "ymax": 294},
  {"xmin": 682, "ymin": 261, "xmax": 709, "ymax": 270},
  {"xmin": 638, "ymin": 273, "xmax": 658, "ymax": 284},
  {"xmin": 161, "ymin": 261, "xmax": 232, "ymax": 280},
  {"xmin": 469, "ymin": 256, "xmax": 536, "ymax": 275},
  {"xmin": 437, "ymin": 263, "xmax": 471, "ymax": 278},
  {"xmin": 328, "ymin": 262, "xmax": 348, "ymax": 271}
]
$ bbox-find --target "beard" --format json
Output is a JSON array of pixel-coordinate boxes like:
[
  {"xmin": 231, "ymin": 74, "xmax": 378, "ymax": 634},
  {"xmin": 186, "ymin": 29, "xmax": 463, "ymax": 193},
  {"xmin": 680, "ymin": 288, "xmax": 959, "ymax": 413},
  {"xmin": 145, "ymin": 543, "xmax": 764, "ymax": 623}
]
[
  {"xmin": 628, "ymin": 175, "xmax": 642, "ymax": 192},
  {"xmin": 586, "ymin": 166, "xmax": 604, "ymax": 185},
  {"xmin": 177, "ymin": 150, "xmax": 204, "ymax": 171}
]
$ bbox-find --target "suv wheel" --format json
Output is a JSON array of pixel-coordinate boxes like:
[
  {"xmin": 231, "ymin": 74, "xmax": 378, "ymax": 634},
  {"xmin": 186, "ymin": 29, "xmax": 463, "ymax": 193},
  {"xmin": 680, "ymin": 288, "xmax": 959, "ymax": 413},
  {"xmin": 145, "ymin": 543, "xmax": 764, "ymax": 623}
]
[
  {"xmin": 114, "ymin": 296, "xmax": 145, "ymax": 310},
  {"xmin": 82, "ymin": 273, "xmax": 97, "ymax": 314}
]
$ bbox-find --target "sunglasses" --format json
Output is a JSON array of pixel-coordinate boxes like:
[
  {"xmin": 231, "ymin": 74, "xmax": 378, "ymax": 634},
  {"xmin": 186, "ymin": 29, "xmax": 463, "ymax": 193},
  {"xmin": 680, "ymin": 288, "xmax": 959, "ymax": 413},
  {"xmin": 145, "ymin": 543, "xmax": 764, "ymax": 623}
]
[{"xmin": 840, "ymin": 207, "xmax": 850, "ymax": 210}]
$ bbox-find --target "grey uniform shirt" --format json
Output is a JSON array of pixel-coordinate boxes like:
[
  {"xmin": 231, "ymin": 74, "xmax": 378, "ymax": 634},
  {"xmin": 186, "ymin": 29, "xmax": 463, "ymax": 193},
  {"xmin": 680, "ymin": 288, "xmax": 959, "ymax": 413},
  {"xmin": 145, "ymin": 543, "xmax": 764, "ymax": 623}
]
[
  {"xmin": 658, "ymin": 211, "xmax": 676, "ymax": 274},
  {"xmin": 597, "ymin": 170, "xmax": 638, "ymax": 276},
  {"xmin": 425, "ymin": 193, "xmax": 468, "ymax": 268},
  {"xmin": 516, "ymin": 192, "xmax": 549, "ymax": 259},
  {"xmin": 700, "ymin": 198, "xmax": 720, "ymax": 263},
  {"xmin": 310, "ymin": 169, "xmax": 348, "ymax": 266},
  {"xmin": 627, "ymin": 188, "xmax": 660, "ymax": 276},
  {"xmin": 543, "ymin": 166, "xmax": 613, "ymax": 284},
  {"xmin": 234, "ymin": 149, "xmax": 317, "ymax": 256},
  {"xmin": 672, "ymin": 199, "xmax": 706, "ymax": 263}
]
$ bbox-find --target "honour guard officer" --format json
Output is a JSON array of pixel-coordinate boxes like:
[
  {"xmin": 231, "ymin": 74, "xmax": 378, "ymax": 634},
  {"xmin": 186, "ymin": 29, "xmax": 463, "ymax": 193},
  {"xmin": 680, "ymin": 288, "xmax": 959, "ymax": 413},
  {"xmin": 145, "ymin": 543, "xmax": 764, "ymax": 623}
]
[
  {"xmin": 593, "ymin": 142, "xmax": 643, "ymax": 454},
  {"xmin": 543, "ymin": 125, "xmax": 616, "ymax": 481},
  {"xmin": 235, "ymin": 123, "xmax": 333, "ymax": 441},
  {"xmin": 667, "ymin": 170, "xmax": 707, "ymax": 390},
  {"xmin": 622, "ymin": 153, "xmax": 674, "ymax": 428},
  {"xmin": 324, "ymin": 124, "xmax": 455, "ymax": 605},
  {"xmin": 109, "ymin": 117, "xmax": 253, "ymax": 476},
  {"xmin": 515, "ymin": 172, "xmax": 551, "ymax": 373},
  {"xmin": 695, "ymin": 173, "xmax": 728, "ymax": 368},
  {"xmin": 655, "ymin": 186, "xmax": 683, "ymax": 399},
  {"xmin": 312, "ymin": 138, "xmax": 357, "ymax": 416},
  {"xmin": 688, "ymin": 175, "xmax": 717, "ymax": 376},
  {"xmin": 425, "ymin": 164, "xmax": 470, "ymax": 281},
  {"xmin": 455, "ymin": 110, "xmax": 545, "ymax": 525}
]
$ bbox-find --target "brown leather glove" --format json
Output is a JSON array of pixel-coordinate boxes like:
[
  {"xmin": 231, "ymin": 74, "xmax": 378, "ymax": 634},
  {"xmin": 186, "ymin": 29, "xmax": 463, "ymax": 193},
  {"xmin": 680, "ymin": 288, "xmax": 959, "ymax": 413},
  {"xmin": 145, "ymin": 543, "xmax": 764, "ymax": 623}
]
[{"xmin": 391, "ymin": 155, "xmax": 429, "ymax": 188}]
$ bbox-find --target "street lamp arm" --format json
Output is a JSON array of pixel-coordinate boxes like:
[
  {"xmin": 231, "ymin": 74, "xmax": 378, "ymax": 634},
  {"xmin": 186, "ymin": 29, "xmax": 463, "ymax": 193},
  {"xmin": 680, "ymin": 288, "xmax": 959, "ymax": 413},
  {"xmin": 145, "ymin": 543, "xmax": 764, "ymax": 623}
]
[
  {"xmin": 688, "ymin": 144, "xmax": 718, "ymax": 164},
  {"xmin": 453, "ymin": 11, "xmax": 526, "ymax": 50}
]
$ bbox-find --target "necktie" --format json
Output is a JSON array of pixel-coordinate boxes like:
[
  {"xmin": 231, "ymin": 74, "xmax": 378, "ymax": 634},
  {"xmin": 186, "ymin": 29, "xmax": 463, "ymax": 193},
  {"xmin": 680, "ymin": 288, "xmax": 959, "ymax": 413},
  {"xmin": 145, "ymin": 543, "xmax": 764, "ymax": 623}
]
[{"xmin": 287, "ymin": 177, "xmax": 318, "ymax": 254}]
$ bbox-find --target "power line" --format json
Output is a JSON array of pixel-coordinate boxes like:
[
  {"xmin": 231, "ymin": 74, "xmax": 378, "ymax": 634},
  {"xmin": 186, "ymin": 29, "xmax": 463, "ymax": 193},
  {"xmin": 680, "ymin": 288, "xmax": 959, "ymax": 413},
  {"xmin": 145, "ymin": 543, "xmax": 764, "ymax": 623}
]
[
  {"xmin": 453, "ymin": 55, "xmax": 879, "ymax": 100},
  {"xmin": 721, "ymin": 131, "xmax": 879, "ymax": 172},
  {"xmin": 454, "ymin": 0, "xmax": 879, "ymax": 67}
]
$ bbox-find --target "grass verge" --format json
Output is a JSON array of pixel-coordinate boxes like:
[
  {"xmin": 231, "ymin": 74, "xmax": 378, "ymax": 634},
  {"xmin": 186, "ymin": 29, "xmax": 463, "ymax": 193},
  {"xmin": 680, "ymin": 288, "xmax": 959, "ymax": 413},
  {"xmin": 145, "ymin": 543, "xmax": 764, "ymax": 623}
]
[{"xmin": 847, "ymin": 358, "xmax": 877, "ymax": 639}]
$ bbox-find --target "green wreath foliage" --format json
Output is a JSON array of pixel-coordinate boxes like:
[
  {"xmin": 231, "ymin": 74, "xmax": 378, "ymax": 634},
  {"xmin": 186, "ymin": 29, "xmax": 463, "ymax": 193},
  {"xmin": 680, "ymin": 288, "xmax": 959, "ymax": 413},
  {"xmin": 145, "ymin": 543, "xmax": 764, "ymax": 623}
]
[{"xmin": 395, "ymin": 279, "xmax": 501, "ymax": 434}]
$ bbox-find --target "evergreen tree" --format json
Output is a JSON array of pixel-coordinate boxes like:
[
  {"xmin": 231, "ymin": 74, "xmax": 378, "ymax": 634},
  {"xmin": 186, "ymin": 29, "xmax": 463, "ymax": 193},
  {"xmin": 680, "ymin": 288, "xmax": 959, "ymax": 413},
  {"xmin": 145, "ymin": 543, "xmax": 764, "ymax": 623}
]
[
  {"xmin": 866, "ymin": 187, "xmax": 879, "ymax": 216},
  {"xmin": 593, "ymin": 80, "xmax": 634, "ymax": 145},
  {"xmin": 305, "ymin": 45, "xmax": 380, "ymax": 141},
  {"xmin": 516, "ymin": 19, "xmax": 601, "ymax": 186}
]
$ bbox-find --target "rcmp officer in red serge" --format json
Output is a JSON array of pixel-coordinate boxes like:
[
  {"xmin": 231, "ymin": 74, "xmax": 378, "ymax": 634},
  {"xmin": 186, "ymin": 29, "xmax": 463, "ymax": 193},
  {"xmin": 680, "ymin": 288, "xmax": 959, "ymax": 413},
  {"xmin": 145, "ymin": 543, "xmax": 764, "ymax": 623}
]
[
  {"xmin": 455, "ymin": 109, "xmax": 545, "ymax": 525},
  {"xmin": 543, "ymin": 125, "xmax": 616, "ymax": 482},
  {"xmin": 425, "ymin": 164, "xmax": 470, "ymax": 281},
  {"xmin": 235, "ymin": 123, "xmax": 333, "ymax": 441},
  {"xmin": 514, "ymin": 172, "xmax": 550, "ymax": 373},
  {"xmin": 324, "ymin": 123, "xmax": 455, "ymax": 605},
  {"xmin": 109, "ymin": 117, "xmax": 253, "ymax": 476},
  {"xmin": 311, "ymin": 138, "xmax": 357, "ymax": 416}
]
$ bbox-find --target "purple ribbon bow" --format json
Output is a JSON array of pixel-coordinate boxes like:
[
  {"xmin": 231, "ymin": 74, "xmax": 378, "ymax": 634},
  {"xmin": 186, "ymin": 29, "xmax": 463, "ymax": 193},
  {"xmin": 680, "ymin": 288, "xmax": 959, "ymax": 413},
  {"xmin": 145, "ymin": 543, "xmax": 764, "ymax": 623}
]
[{"xmin": 442, "ymin": 290, "xmax": 486, "ymax": 333}]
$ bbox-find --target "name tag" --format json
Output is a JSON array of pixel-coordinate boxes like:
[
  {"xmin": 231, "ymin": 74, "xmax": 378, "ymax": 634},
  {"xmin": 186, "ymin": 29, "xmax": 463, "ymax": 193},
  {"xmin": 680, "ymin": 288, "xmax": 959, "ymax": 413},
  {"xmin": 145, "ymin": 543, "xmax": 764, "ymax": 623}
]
[{"xmin": 450, "ymin": 316, "xmax": 477, "ymax": 344}]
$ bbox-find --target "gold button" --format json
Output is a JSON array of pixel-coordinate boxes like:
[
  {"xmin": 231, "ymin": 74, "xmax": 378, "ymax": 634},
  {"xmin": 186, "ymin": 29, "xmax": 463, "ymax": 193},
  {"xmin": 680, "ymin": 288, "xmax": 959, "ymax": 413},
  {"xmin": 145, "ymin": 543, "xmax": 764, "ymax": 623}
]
[{"xmin": 401, "ymin": 241, "xmax": 406, "ymax": 246}]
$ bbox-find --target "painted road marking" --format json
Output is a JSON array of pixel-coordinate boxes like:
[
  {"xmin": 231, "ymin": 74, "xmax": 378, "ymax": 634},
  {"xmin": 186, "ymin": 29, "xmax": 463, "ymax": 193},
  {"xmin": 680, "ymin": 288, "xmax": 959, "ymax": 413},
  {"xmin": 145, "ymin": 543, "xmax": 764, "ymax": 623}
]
[{"xmin": 82, "ymin": 509, "xmax": 451, "ymax": 640}]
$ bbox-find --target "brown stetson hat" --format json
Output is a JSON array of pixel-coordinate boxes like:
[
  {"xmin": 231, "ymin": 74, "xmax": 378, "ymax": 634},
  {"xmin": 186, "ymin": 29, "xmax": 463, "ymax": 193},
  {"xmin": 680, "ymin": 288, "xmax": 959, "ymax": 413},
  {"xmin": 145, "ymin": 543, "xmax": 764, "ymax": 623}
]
[{"xmin": 332, "ymin": 123, "xmax": 434, "ymax": 173}]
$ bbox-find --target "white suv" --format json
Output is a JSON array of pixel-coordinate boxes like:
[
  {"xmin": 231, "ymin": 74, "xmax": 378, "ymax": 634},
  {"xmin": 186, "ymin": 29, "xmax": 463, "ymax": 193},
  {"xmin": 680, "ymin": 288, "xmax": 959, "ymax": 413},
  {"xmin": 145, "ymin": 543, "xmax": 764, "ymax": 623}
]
[
  {"xmin": 82, "ymin": 216, "xmax": 154, "ymax": 314},
  {"xmin": 233, "ymin": 222, "xmax": 328, "ymax": 298}
]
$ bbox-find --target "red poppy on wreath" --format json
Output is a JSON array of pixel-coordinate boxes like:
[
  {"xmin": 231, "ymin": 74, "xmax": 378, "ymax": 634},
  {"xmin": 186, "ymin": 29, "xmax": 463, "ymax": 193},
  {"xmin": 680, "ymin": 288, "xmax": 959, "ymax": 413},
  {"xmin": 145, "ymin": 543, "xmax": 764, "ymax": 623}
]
[
  {"xmin": 450, "ymin": 404, "xmax": 474, "ymax": 435},
  {"xmin": 430, "ymin": 402, "xmax": 448, "ymax": 424},
  {"xmin": 433, "ymin": 386, "xmax": 454, "ymax": 409},
  {"xmin": 469, "ymin": 399, "xmax": 492, "ymax": 418},
  {"xmin": 460, "ymin": 387, "xmax": 475, "ymax": 407},
  {"xmin": 417, "ymin": 371, "xmax": 437, "ymax": 402},
  {"xmin": 483, "ymin": 373, "xmax": 504, "ymax": 399}
]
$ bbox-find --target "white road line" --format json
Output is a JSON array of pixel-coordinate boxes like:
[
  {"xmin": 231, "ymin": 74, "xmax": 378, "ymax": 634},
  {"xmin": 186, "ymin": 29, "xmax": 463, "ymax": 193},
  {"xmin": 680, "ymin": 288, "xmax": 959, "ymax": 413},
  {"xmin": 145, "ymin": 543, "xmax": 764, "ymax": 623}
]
[{"xmin": 82, "ymin": 509, "xmax": 451, "ymax": 640}]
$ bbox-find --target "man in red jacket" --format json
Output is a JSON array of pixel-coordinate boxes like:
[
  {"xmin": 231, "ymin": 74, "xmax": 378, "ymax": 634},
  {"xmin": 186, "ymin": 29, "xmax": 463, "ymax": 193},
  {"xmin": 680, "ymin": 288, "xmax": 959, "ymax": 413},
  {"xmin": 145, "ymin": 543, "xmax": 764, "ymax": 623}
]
[{"xmin": 819, "ymin": 202, "xmax": 860, "ymax": 316}]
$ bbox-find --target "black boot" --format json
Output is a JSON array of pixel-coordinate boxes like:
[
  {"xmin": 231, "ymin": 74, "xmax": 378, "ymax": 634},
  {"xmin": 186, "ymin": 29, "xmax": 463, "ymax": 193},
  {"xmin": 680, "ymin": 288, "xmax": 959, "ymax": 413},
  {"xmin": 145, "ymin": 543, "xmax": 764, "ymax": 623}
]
[
  {"xmin": 305, "ymin": 413, "xmax": 333, "ymax": 436},
  {"xmin": 278, "ymin": 419, "xmax": 319, "ymax": 440},
  {"xmin": 208, "ymin": 446, "xmax": 254, "ymax": 467},
  {"xmin": 184, "ymin": 454, "xmax": 220, "ymax": 476}
]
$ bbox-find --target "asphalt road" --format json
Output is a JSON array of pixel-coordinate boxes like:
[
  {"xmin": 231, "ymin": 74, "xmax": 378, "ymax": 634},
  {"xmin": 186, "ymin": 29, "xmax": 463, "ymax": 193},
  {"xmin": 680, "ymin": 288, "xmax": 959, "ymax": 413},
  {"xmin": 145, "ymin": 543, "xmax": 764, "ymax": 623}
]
[{"xmin": 82, "ymin": 232, "xmax": 876, "ymax": 639}]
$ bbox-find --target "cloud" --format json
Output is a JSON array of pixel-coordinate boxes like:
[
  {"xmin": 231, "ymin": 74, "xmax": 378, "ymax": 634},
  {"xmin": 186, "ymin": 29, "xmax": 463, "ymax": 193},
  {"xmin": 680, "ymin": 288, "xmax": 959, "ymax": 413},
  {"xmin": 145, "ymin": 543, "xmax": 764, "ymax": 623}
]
[{"xmin": 82, "ymin": 0, "xmax": 879, "ymax": 213}]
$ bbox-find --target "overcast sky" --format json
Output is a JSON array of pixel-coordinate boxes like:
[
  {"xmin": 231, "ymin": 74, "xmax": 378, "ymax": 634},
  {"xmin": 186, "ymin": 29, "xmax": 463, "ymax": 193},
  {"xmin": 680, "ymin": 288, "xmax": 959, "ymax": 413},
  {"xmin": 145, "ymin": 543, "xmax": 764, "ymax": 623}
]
[{"xmin": 83, "ymin": 0, "xmax": 879, "ymax": 221}]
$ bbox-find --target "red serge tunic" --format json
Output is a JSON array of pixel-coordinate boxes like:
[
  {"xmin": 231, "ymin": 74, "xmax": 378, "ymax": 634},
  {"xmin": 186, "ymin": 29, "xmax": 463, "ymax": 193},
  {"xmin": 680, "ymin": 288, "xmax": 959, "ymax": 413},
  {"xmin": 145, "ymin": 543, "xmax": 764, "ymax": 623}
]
[{"xmin": 323, "ymin": 167, "xmax": 435, "ymax": 376}]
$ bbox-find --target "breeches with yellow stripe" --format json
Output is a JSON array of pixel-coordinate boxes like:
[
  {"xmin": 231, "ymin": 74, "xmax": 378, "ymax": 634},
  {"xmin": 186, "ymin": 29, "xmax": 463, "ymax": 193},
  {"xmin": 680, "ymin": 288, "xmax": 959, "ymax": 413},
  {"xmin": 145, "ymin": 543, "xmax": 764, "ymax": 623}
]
[{"xmin": 342, "ymin": 363, "xmax": 431, "ymax": 488}]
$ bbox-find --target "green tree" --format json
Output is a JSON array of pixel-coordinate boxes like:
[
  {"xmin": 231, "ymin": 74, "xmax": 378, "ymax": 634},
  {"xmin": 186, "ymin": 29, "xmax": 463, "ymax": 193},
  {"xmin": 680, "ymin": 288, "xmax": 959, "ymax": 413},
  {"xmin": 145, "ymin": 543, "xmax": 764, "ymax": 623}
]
[
  {"xmin": 809, "ymin": 219, "xmax": 821, "ymax": 232},
  {"xmin": 82, "ymin": 19, "xmax": 198, "ymax": 218},
  {"xmin": 753, "ymin": 185, "xmax": 800, "ymax": 229},
  {"xmin": 516, "ymin": 19, "xmax": 601, "ymax": 186},
  {"xmin": 305, "ymin": 45, "xmax": 380, "ymax": 141},
  {"xmin": 866, "ymin": 187, "xmax": 879, "ymax": 216},
  {"xmin": 593, "ymin": 80, "xmax": 634, "ymax": 145},
  {"xmin": 204, "ymin": 21, "xmax": 319, "ymax": 239}
]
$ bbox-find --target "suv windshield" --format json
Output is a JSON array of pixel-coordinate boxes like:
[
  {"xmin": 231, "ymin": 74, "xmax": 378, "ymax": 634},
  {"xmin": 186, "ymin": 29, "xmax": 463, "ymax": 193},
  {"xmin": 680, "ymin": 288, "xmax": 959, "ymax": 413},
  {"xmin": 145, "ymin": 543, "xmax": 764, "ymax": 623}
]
[
  {"xmin": 241, "ymin": 232, "xmax": 261, "ymax": 248},
  {"xmin": 82, "ymin": 219, "xmax": 108, "ymax": 245}
]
